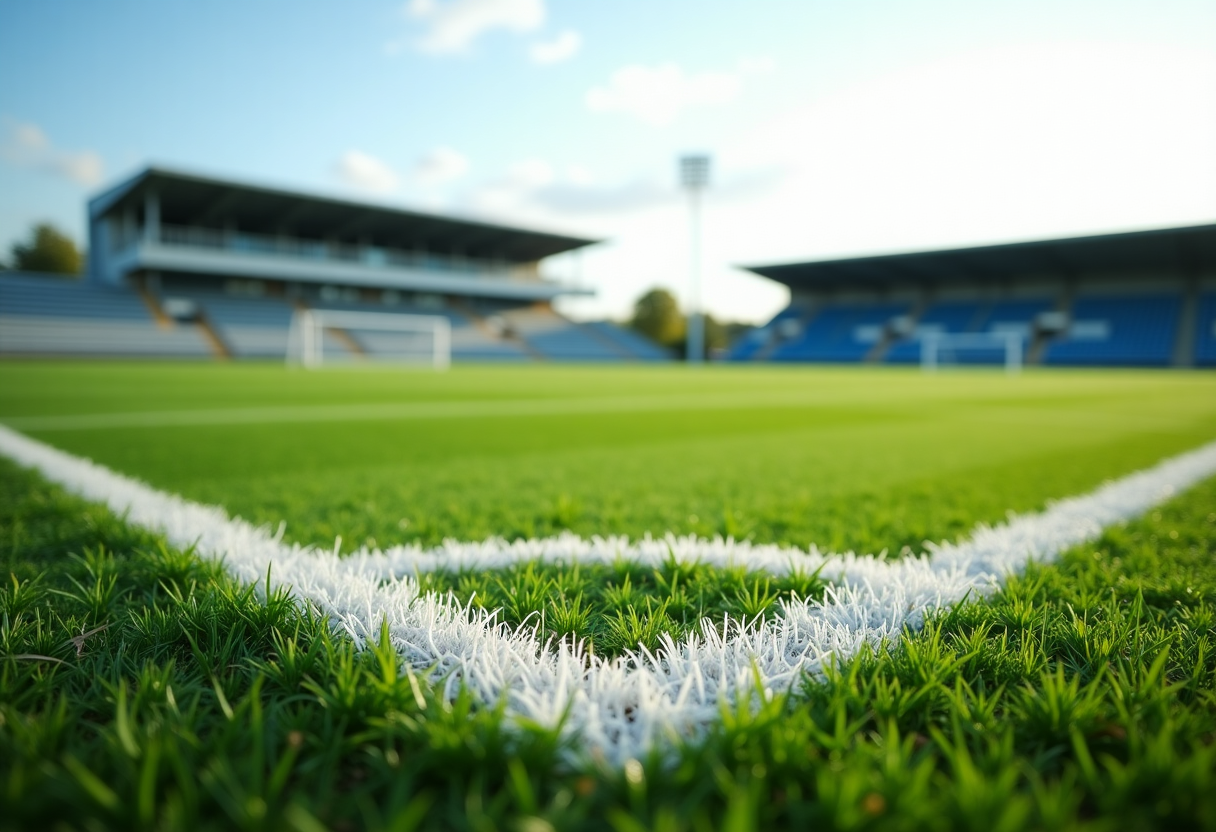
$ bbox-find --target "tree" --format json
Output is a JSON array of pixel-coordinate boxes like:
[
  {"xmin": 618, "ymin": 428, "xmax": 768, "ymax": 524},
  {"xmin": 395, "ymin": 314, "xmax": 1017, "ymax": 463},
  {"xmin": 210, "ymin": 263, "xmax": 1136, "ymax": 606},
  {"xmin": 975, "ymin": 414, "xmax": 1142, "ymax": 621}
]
[
  {"xmin": 9, "ymin": 223, "xmax": 83, "ymax": 275},
  {"xmin": 629, "ymin": 287, "xmax": 685, "ymax": 348},
  {"xmin": 705, "ymin": 316, "xmax": 754, "ymax": 353}
]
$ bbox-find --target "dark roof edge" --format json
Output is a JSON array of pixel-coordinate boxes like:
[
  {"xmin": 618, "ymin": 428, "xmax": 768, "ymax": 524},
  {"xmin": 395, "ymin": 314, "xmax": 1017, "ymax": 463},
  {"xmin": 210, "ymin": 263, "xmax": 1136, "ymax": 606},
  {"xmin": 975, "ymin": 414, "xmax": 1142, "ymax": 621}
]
[
  {"xmin": 88, "ymin": 164, "xmax": 602, "ymax": 250},
  {"xmin": 87, "ymin": 166, "xmax": 153, "ymax": 217},
  {"xmin": 740, "ymin": 221, "xmax": 1216, "ymax": 278}
]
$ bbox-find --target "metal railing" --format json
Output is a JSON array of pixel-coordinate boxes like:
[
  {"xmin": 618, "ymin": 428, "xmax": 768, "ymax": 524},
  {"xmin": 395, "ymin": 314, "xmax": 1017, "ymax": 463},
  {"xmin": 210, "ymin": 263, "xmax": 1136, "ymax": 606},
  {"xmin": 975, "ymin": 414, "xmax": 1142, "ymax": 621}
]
[{"xmin": 147, "ymin": 224, "xmax": 514, "ymax": 278}]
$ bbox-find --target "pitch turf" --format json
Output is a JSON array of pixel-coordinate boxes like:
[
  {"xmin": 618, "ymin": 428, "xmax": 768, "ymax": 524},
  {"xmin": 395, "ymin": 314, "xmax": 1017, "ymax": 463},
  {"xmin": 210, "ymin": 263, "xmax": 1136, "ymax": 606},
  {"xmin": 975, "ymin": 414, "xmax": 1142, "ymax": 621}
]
[
  {"xmin": 3, "ymin": 447, "xmax": 1216, "ymax": 830},
  {"xmin": 3, "ymin": 361, "xmax": 1216, "ymax": 830},
  {"xmin": 2, "ymin": 362, "xmax": 1215, "ymax": 555}
]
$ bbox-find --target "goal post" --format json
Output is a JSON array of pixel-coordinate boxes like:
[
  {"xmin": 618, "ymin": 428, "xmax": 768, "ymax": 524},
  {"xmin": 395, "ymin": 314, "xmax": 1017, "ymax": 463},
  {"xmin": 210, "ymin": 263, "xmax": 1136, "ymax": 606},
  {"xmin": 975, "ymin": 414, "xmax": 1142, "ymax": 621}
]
[
  {"xmin": 920, "ymin": 331, "xmax": 1023, "ymax": 374},
  {"xmin": 287, "ymin": 309, "xmax": 451, "ymax": 370}
]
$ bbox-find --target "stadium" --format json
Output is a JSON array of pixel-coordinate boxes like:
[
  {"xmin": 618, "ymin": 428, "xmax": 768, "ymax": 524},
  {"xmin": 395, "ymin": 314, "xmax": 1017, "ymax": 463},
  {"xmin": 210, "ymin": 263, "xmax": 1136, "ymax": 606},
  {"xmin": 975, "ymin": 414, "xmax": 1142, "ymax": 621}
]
[
  {"xmin": 4, "ymin": 4, "xmax": 1216, "ymax": 830},
  {"xmin": 0, "ymin": 167, "xmax": 669, "ymax": 363},
  {"xmin": 732, "ymin": 222, "xmax": 1216, "ymax": 367},
  {"xmin": 3, "ymin": 169, "xmax": 1214, "ymax": 371}
]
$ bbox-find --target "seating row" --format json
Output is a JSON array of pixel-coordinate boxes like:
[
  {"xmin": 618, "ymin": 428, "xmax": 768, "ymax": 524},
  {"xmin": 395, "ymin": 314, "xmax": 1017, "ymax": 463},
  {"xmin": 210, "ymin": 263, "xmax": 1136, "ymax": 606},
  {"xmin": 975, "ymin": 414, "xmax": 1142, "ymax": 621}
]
[
  {"xmin": 734, "ymin": 294, "xmax": 1206, "ymax": 366},
  {"xmin": 0, "ymin": 275, "xmax": 666, "ymax": 362}
]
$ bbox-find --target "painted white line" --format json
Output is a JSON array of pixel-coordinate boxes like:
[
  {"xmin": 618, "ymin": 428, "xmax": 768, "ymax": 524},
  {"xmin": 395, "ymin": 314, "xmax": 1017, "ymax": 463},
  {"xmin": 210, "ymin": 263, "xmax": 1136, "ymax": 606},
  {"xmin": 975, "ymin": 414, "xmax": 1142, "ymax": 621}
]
[{"xmin": 2, "ymin": 423, "xmax": 1215, "ymax": 765}]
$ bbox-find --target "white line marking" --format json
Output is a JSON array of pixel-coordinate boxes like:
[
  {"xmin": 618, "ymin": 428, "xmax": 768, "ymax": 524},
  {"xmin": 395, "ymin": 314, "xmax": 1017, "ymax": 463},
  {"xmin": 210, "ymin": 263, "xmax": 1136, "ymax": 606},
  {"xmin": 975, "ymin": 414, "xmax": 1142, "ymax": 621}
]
[{"xmin": 2, "ymin": 423, "xmax": 1215, "ymax": 765}]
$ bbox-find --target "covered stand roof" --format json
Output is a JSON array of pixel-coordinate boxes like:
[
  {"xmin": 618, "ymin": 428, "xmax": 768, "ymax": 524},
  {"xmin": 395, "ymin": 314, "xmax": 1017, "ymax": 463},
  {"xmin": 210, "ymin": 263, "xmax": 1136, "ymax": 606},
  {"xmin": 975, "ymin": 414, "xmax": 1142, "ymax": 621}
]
[
  {"xmin": 90, "ymin": 167, "xmax": 598, "ymax": 263},
  {"xmin": 744, "ymin": 223, "xmax": 1216, "ymax": 290}
]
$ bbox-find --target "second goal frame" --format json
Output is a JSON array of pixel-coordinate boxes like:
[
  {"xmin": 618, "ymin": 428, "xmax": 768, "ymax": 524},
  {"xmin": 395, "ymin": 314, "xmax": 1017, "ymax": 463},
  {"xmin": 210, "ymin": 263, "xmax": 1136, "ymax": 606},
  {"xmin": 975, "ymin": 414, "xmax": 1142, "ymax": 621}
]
[
  {"xmin": 287, "ymin": 309, "xmax": 451, "ymax": 370},
  {"xmin": 920, "ymin": 331, "xmax": 1023, "ymax": 374}
]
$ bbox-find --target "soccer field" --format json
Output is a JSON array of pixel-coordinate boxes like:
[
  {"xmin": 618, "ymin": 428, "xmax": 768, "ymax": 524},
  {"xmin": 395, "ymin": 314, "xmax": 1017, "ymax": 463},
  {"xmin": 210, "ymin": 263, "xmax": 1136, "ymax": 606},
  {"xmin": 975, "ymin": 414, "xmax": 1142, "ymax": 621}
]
[
  {"xmin": 3, "ymin": 361, "xmax": 1216, "ymax": 831},
  {"xmin": 3, "ymin": 362, "xmax": 1215, "ymax": 553}
]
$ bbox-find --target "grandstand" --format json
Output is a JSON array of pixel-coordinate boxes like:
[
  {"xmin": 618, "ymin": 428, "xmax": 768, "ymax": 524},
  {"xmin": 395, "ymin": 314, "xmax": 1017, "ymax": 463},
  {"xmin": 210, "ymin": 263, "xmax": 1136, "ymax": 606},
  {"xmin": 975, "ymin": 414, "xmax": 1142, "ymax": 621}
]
[
  {"xmin": 0, "ymin": 167, "xmax": 667, "ymax": 362},
  {"xmin": 732, "ymin": 223, "xmax": 1216, "ymax": 367}
]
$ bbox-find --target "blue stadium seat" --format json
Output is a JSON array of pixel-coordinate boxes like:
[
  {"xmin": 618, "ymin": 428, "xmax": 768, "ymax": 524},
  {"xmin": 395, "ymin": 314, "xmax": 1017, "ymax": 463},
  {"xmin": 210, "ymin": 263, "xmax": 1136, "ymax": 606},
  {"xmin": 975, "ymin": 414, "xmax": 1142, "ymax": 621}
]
[
  {"xmin": 727, "ymin": 306, "xmax": 805, "ymax": 361},
  {"xmin": 1195, "ymin": 293, "xmax": 1216, "ymax": 367},
  {"xmin": 581, "ymin": 321, "xmax": 671, "ymax": 361},
  {"xmin": 972, "ymin": 298, "xmax": 1054, "ymax": 333},
  {"xmin": 0, "ymin": 273, "xmax": 155, "ymax": 320},
  {"xmin": 885, "ymin": 301, "xmax": 984, "ymax": 363},
  {"xmin": 170, "ymin": 291, "xmax": 295, "ymax": 358},
  {"xmin": 771, "ymin": 302, "xmax": 907, "ymax": 362},
  {"xmin": 885, "ymin": 298, "xmax": 1052, "ymax": 364},
  {"xmin": 500, "ymin": 307, "xmax": 624, "ymax": 361},
  {"xmin": 0, "ymin": 274, "xmax": 212, "ymax": 357},
  {"xmin": 1043, "ymin": 295, "xmax": 1180, "ymax": 366}
]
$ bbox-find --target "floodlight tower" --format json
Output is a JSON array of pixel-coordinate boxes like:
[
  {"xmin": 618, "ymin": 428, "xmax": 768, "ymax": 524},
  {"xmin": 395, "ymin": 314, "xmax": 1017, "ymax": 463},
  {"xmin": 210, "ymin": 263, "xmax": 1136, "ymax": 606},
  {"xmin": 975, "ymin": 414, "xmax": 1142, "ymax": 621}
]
[{"xmin": 680, "ymin": 154, "xmax": 710, "ymax": 363}]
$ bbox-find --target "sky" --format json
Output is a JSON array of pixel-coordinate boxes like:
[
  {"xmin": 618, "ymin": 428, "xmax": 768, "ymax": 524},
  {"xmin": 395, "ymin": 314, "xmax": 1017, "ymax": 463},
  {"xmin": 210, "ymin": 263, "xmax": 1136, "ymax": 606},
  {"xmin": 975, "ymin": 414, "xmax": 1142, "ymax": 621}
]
[{"xmin": 1, "ymin": 0, "xmax": 1214, "ymax": 323}]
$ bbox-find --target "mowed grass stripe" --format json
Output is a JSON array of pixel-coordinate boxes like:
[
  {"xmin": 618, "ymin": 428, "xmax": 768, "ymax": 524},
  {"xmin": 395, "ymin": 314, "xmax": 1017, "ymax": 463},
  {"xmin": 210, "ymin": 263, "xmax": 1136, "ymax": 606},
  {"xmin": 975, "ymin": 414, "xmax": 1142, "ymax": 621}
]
[
  {"xmin": 0, "ymin": 389, "xmax": 852, "ymax": 432},
  {"xmin": 4, "ymin": 456, "xmax": 1216, "ymax": 829}
]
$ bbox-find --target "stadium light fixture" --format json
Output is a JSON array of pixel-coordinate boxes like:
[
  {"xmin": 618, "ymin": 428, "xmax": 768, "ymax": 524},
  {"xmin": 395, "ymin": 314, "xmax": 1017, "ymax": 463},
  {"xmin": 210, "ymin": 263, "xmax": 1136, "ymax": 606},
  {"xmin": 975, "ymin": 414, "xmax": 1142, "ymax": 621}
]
[{"xmin": 679, "ymin": 154, "xmax": 710, "ymax": 364}]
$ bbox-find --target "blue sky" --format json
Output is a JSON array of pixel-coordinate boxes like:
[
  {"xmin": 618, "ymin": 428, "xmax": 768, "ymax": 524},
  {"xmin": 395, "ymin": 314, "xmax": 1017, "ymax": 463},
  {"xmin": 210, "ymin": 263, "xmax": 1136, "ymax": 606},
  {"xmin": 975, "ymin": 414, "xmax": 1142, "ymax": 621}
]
[{"xmin": 2, "ymin": 0, "xmax": 1214, "ymax": 322}]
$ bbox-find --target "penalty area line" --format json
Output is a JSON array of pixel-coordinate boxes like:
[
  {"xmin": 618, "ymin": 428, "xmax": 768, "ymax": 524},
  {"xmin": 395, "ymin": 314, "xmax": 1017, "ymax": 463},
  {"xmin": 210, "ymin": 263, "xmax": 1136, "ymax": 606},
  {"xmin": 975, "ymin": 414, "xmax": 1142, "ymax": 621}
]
[{"xmin": 1, "ymin": 423, "xmax": 1215, "ymax": 765}]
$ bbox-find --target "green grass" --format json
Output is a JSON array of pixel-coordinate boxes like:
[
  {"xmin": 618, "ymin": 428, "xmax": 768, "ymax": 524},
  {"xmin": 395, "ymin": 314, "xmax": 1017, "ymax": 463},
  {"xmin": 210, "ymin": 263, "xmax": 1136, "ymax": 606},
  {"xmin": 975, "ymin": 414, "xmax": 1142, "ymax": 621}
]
[
  {"xmin": 5, "ymin": 359, "xmax": 1216, "ymax": 830},
  {"xmin": 2, "ymin": 362, "xmax": 1214, "ymax": 555},
  {"xmin": 4, "ymin": 440, "xmax": 1216, "ymax": 830},
  {"xmin": 414, "ymin": 558, "xmax": 826, "ymax": 657}
]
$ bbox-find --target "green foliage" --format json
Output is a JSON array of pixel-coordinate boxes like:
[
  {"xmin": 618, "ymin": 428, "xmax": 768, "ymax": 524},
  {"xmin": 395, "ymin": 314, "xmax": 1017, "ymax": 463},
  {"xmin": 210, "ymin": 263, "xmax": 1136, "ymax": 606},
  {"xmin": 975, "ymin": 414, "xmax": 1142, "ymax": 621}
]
[
  {"xmin": 704, "ymin": 315, "xmax": 753, "ymax": 354},
  {"xmin": 4, "ymin": 454, "xmax": 1216, "ymax": 829},
  {"xmin": 625, "ymin": 287, "xmax": 750, "ymax": 358},
  {"xmin": 629, "ymin": 287, "xmax": 685, "ymax": 347},
  {"xmin": 8, "ymin": 222, "xmax": 83, "ymax": 275}
]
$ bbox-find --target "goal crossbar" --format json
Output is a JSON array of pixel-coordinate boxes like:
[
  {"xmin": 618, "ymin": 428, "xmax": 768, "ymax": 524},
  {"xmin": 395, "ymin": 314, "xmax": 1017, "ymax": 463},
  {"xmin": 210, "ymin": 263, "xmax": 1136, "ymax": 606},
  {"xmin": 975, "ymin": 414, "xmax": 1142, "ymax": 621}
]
[
  {"xmin": 288, "ymin": 309, "xmax": 451, "ymax": 370},
  {"xmin": 920, "ymin": 331, "xmax": 1023, "ymax": 374}
]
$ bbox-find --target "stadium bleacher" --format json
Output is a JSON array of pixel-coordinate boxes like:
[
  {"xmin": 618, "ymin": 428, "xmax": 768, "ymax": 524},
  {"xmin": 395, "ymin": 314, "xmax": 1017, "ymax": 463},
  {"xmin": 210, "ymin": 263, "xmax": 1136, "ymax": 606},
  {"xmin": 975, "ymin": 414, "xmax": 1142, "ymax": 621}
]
[
  {"xmin": 1043, "ymin": 295, "xmax": 1180, "ymax": 366},
  {"xmin": 727, "ymin": 292, "xmax": 1208, "ymax": 367},
  {"xmin": 883, "ymin": 298, "xmax": 1051, "ymax": 363},
  {"xmin": 581, "ymin": 320, "xmax": 671, "ymax": 361},
  {"xmin": 972, "ymin": 298, "xmax": 1054, "ymax": 334},
  {"xmin": 166, "ymin": 291, "xmax": 295, "ymax": 358},
  {"xmin": 770, "ymin": 302, "xmax": 907, "ymax": 362},
  {"xmin": 498, "ymin": 306, "xmax": 632, "ymax": 361},
  {"xmin": 1194, "ymin": 293, "xmax": 1216, "ymax": 367},
  {"xmin": 0, "ymin": 273, "xmax": 664, "ymax": 363},
  {"xmin": 0, "ymin": 274, "xmax": 211, "ymax": 357},
  {"xmin": 727, "ymin": 306, "xmax": 804, "ymax": 361},
  {"xmin": 736, "ymin": 223, "xmax": 1216, "ymax": 368},
  {"xmin": 884, "ymin": 301, "xmax": 984, "ymax": 363},
  {"xmin": 2, "ymin": 273, "xmax": 158, "ymax": 321}
]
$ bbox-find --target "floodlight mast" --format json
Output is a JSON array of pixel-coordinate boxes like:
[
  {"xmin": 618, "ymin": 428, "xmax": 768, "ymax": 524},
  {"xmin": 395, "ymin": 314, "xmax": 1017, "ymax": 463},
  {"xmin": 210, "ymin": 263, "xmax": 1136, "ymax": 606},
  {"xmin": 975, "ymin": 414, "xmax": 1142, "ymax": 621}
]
[{"xmin": 680, "ymin": 154, "xmax": 710, "ymax": 364}]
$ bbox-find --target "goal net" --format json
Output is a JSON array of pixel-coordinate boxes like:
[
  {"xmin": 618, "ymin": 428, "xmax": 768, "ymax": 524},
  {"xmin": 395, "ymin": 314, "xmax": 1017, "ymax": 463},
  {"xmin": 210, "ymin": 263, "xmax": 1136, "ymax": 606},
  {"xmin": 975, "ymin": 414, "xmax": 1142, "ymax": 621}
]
[
  {"xmin": 287, "ymin": 309, "xmax": 451, "ymax": 370},
  {"xmin": 920, "ymin": 331, "xmax": 1023, "ymax": 373}
]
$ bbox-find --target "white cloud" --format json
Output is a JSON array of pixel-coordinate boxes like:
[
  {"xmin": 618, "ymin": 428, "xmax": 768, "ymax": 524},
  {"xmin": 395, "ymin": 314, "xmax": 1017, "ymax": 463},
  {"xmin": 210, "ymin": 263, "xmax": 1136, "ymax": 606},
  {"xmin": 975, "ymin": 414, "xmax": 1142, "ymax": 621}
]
[
  {"xmin": 585, "ymin": 63, "xmax": 743, "ymax": 126},
  {"xmin": 504, "ymin": 158, "xmax": 555, "ymax": 189},
  {"xmin": 0, "ymin": 120, "xmax": 103, "ymax": 186},
  {"xmin": 470, "ymin": 158, "xmax": 560, "ymax": 213},
  {"xmin": 468, "ymin": 155, "xmax": 784, "ymax": 224},
  {"xmin": 413, "ymin": 146, "xmax": 469, "ymax": 185},
  {"xmin": 46, "ymin": 151, "xmax": 103, "ymax": 187},
  {"xmin": 11, "ymin": 122, "xmax": 49, "ymax": 151},
  {"xmin": 564, "ymin": 164, "xmax": 594, "ymax": 186},
  {"xmin": 530, "ymin": 29, "xmax": 580, "ymax": 64},
  {"xmin": 717, "ymin": 42, "xmax": 1216, "ymax": 266},
  {"xmin": 407, "ymin": 0, "xmax": 544, "ymax": 54},
  {"xmin": 334, "ymin": 150, "xmax": 399, "ymax": 193},
  {"xmin": 735, "ymin": 55, "xmax": 776, "ymax": 75}
]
